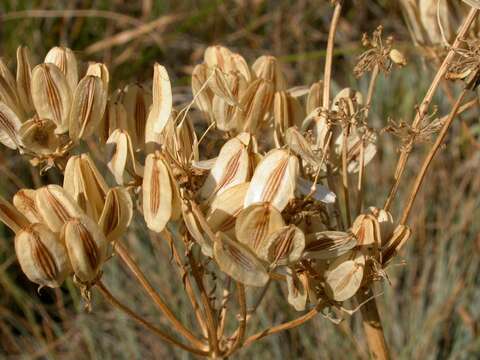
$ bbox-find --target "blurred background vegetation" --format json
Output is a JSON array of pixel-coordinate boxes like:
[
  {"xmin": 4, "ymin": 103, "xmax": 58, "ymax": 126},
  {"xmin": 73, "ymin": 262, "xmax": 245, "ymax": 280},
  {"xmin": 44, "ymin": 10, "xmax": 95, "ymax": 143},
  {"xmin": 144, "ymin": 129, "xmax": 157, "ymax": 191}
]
[{"xmin": 1, "ymin": 1, "xmax": 479, "ymax": 359}]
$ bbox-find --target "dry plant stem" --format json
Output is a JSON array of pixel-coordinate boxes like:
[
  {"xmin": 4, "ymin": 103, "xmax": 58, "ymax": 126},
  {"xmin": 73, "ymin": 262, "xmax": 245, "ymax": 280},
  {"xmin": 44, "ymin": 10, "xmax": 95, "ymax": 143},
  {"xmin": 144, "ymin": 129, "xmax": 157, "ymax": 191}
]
[
  {"xmin": 224, "ymin": 283, "xmax": 247, "ymax": 357},
  {"xmin": 96, "ymin": 281, "xmax": 209, "ymax": 357},
  {"xmin": 216, "ymin": 278, "xmax": 231, "ymax": 341},
  {"xmin": 399, "ymin": 88, "xmax": 468, "ymax": 225},
  {"xmin": 357, "ymin": 287, "xmax": 389, "ymax": 360},
  {"xmin": 384, "ymin": 7, "xmax": 479, "ymax": 211},
  {"xmin": 341, "ymin": 124, "xmax": 352, "ymax": 227},
  {"xmin": 114, "ymin": 241, "xmax": 204, "ymax": 349},
  {"xmin": 356, "ymin": 141, "xmax": 365, "ymax": 215}
]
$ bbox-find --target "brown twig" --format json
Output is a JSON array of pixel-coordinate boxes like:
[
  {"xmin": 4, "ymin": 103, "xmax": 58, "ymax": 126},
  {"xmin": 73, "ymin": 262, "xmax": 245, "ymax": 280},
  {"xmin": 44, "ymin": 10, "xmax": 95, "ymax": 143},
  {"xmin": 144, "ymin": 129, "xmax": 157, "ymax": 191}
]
[{"xmin": 224, "ymin": 283, "xmax": 247, "ymax": 357}]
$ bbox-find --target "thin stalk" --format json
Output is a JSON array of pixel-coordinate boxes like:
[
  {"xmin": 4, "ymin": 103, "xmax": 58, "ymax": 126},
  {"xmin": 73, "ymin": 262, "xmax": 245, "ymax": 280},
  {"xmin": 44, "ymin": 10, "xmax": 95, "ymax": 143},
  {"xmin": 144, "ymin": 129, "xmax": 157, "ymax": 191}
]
[
  {"xmin": 216, "ymin": 278, "xmax": 231, "ymax": 341},
  {"xmin": 356, "ymin": 140, "xmax": 365, "ymax": 215},
  {"xmin": 224, "ymin": 283, "xmax": 247, "ymax": 357},
  {"xmin": 114, "ymin": 242, "xmax": 205, "ymax": 350},
  {"xmin": 384, "ymin": 7, "xmax": 479, "ymax": 211},
  {"xmin": 96, "ymin": 281, "xmax": 209, "ymax": 357},
  {"xmin": 399, "ymin": 88, "xmax": 468, "ymax": 225},
  {"xmin": 341, "ymin": 123, "xmax": 352, "ymax": 227}
]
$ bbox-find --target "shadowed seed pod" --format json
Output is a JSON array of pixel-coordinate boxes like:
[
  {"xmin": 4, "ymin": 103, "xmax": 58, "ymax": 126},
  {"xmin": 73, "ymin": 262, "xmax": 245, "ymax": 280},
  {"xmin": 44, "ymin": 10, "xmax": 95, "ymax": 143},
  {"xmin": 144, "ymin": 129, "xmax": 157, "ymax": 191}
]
[
  {"xmin": 100, "ymin": 100, "xmax": 128, "ymax": 143},
  {"xmin": 285, "ymin": 127, "xmax": 320, "ymax": 168},
  {"xmin": 286, "ymin": 270, "xmax": 308, "ymax": 311},
  {"xmin": 86, "ymin": 62, "xmax": 110, "ymax": 90},
  {"xmin": 303, "ymin": 231, "xmax": 357, "ymax": 260},
  {"xmin": 123, "ymin": 84, "xmax": 152, "ymax": 150},
  {"xmin": 0, "ymin": 194, "xmax": 30, "ymax": 233},
  {"xmin": 16, "ymin": 46, "xmax": 34, "ymax": 113},
  {"xmin": 15, "ymin": 223, "xmax": 71, "ymax": 288},
  {"xmin": 351, "ymin": 214, "xmax": 381, "ymax": 247},
  {"xmin": 182, "ymin": 200, "xmax": 216, "ymax": 257},
  {"xmin": 381, "ymin": 224, "xmax": 412, "ymax": 264},
  {"xmin": 13, "ymin": 189, "xmax": 42, "ymax": 223},
  {"xmin": 99, "ymin": 187, "xmax": 133, "ymax": 241},
  {"xmin": 257, "ymin": 224, "xmax": 305, "ymax": 266},
  {"xmin": 252, "ymin": 55, "xmax": 287, "ymax": 91},
  {"xmin": 106, "ymin": 129, "xmax": 142, "ymax": 185},
  {"xmin": 273, "ymin": 91, "xmax": 305, "ymax": 143},
  {"xmin": 19, "ymin": 117, "xmax": 59, "ymax": 155},
  {"xmin": 192, "ymin": 63, "xmax": 214, "ymax": 116},
  {"xmin": 306, "ymin": 81, "xmax": 323, "ymax": 116},
  {"xmin": 44, "ymin": 46, "xmax": 78, "ymax": 93},
  {"xmin": 0, "ymin": 101, "xmax": 23, "ymax": 149}
]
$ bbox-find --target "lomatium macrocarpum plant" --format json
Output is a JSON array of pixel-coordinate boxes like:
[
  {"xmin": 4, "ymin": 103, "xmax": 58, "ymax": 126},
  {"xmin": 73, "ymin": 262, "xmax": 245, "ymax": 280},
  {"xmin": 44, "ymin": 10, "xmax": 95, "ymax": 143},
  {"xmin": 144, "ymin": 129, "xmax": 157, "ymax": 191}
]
[{"xmin": 1, "ymin": 1, "xmax": 480, "ymax": 358}]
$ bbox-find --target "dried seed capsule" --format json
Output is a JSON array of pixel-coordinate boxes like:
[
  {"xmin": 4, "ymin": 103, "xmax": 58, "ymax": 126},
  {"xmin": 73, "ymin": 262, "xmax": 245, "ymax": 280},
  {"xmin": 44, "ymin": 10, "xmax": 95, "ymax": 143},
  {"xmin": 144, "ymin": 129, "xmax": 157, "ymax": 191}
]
[
  {"xmin": 325, "ymin": 250, "xmax": 365, "ymax": 302},
  {"xmin": 351, "ymin": 214, "xmax": 381, "ymax": 247},
  {"xmin": 31, "ymin": 63, "xmax": 72, "ymax": 133},
  {"xmin": 257, "ymin": 224, "xmax": 305, "ymax": 266},
  {"xmin": 0, "ymin": 66, "xmax": 24, "ymax": 120},
  {"xmin": 62, "ymin": 217, "xmax": 108, "ymax": 283},
  {"xmin": 204, "ymin": 45, "xmax": 233, "ymax": 69},
  {"xmin": 15, "ymin": 223, "xmax": 70, "ymax": 288},
  {"xmin": 99, "ymin": 100, "xmax": 128, "ymax": 144},
  {"xmin": 99, "ymin": 187, "xmax": 133, "ymax": 241},
  {"xmin": 86, "ymin": 62, "xmax": 110, "ymax": 90},
  {"xmin": 213, "ymin": 232, "xmax": 269, "ymax": 287},
  {"xmin": 16, "ymin": 46, "xmax": 34, "ymax": 113},
  {"xmin": 368, "ymin": 206, "xmax": 394, "ymax": 246},
  {"xmin": 45, "ymin": 46, "xmax": 78, "ymax": 92},
  {"xmin": 13, "ymin": 189, "xmax": 42, "ymax": 223},
  {"xmin": 106, "ymin": 129, "xmax": 142, "ymax": 185},
  {"xmin": 182, "ymin": 200, "xmax": 215, "ymax": 257},
  {"xmin": 123, "ymin": 84, "xmax": 152, "ymax": 150},
  {"xmin": 19, "ymin": 117, "xmax": 59, "ymax": 155},
  {"xmin": 0, "ymin": 195, "xmax": 29, "ymax": 233},
  {"xmin": 146, "ymin": 63, "xmax": 172, "ymax": 134},
  {"xmin": 251, "ymin": 55, "xmax": 287, "ymax": 91},
  {"xmin": 286, "ymin": 270, "xmax": 308, "ymax": 311},
  {"xmin": 389, "ymin": 49, "xmax": 407, "ymax": 67},
  {"xmin": 303, "ymin": 231, "xmax": 357, "ymax": 260},
  {"xmin": 285, "ymin": 127, "xmax": 319, "ymax": 168},
  {"xmin": 191, "ymin": 63, "xmax": 214, "ymax": 116},
  {"xmin": 306, "ymin": 81, "xmax": 323, "ymax": 116},
  {"xmin": 273, "ymin": 91, "xmax": 304, "ymax": 141},
  {"xmin": 35, "ymin": 185, "xmax": 84, "ymax": 232},
  {"xmin": 208, "ymin": 67, "xmax": 239, "ymax": 106},
  {"xmin": 0, "ymin": 101, "xmax": 22, "ymax": 149},
  {"xmin": 381, "ymin": 224, "xmax": 411, "ymax": 265},
  {"xmin": 334, "ymin": 127, "xmax": 377, "ymax": 174}
]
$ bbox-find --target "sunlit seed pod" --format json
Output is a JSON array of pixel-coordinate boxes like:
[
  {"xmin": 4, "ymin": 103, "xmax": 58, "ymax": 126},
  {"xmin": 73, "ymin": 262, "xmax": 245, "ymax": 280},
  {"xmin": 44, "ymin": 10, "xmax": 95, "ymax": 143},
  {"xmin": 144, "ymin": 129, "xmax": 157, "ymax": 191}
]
[
  {"xmin": 198, "ymin": 134, "xmax": 253, "ymax": 202},
  {"xmin": 0, "ymin": 101, "xmax": 23, "ymax": 149},
  {"xmin": 381, "ymin": 224, "xmax": 412, "ymax": 265},
  {"xmin": 229, "ymin": 53, "xmax": 252, "ymax": 82},
  {"xmin": 325, "ymin": 250, "xmax": 365, "ymax": 302},
  {"xmin": 123, "ymin": 84, "xmax": 152, "ymax": 149},
  {"xmin": 15, "ymin": 223, "xmax": 70, "ymax": 288},
  {"xmin": 284, "ymin": 127, "xmax": 319, "ymax": 168},
  {"xmin": 182, "ymin": 200, "xmax": 215, "ymax": 257},
  {"xmin": 13, "ymin": 189, "xmax": 42, "ymax": 223},
  {"xmin": 235, "ymin": 202, "xmax": 285, "ymax": 253},
  {"xmin": 368, "ymin": 207, "xmax": 395, "ymax": 246},
  {"xmin": 99, "ymin": 187, "xmax": 133, "ymax": 241},
  {"xmin": 207, "ymin": 182, "xmax": 250, "ymax": 237},
  {"xmin": 257, "ymin": 224, "xmax": 305, "ymax": 266},
  {"xmin": 142, "ymin": 152, "xmax": 173, "ymax": 232},
  {"xmin": 62, "ymin": 216, "xmax": 108, "ymax": 283},
  {"xmin": 0, "ymin": 69, "xmax": 24, "ymax": 120},
  {"xmin": 244, "ymin": 149, "xmax": 299, "ymax": 212},
  {"xmin": 351, "ymin": 214, "xmax": 381, "ymax": 247},
  {"xmin": 31, "ymin": 63, "xmax": 72, "ymax": 133},
  {"xmin": 208, "ymin": 68, "xmax": 239, "ymax": 106},
  {"xmin": 334, "ymin": 128, "xmax": 377, "ymax": 173},
  {"xmin": 389, "ymin": 49, "xmax": 407, "ymax": 67},
  {"xmin": 273, "ymin": 91, "xmax": 304, "ymax": 141},
  {"xmin": 0, "ymin": 58, "xmax": 18, "ymax": 100},
  {"xmin": 99, "ymin": 100, "xmax": 129, "ymax": 144},
  {"xmin": 303, "ymin": 231, "xmax": 357, "ymax": 260},
  {"xmin": 106, "ymin": 129, "xmax": 142, "ymax": 185},
  {"xmin": 35, "ymin": 185, "xmax": 85, "ymax": 233},
  {"xmin": 286, "ymin": 270, "xmax": 308, "ymax": 311},
  {"xmin": 146, "ymin": 63, "xmax": 172, "ymax": 134},
  {"xmin": 191, "ymin": 63, "xmax": 214, "ymax": 115},
  {"xmin": 86, "ymin": 62, "xmax": 110, "ymax": 90},
  {"xmin": 63, "ymin": 154, "xmax": 109, "ymax": 222},
  {"xmin": 306, "ymin": 81, "xmax": 323, "ymax": 116},
  {"xmin": 331, "ymin": 87, "xmax": 363, "ymax": 114},
  {"xmin": 0, "ymin": 194, "xmax": 30, "ymax": 233},
  {"xmin": 68, "ymin": 75, "xmax": 108, "ymax": 141},
  {"xmin": 213, "ymin": 232, "xmax": 269, "ymax": 287},
  {"xmin": 204, "ymin": 45, "xmax": 234, "ymax": 70},
  {"xmin": 45, "ymin": 47, "xmax": 78, "ymax": 92},
  {"xmin": 16, "ymin": 46, "xmax": 34, "ymax": 113},
  {"xmin": 251, "ymin": 55, "xmax": 287, "ymax": 92},
  {"xmin": 419, "ymin": 0, "xmax": 452, "ymax": 44},
  {"xmin": 176, "ymin": 115, "xmax": 199, "ymax": 166},
  {"xmin": 19, "ymin": 117, "xmax": 59, "ymax": 155}
]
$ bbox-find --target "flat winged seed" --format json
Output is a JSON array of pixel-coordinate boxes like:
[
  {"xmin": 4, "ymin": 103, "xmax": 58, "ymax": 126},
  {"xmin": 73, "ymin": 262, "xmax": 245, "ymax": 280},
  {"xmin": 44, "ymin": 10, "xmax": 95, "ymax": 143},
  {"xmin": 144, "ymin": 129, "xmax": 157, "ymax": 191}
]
[
  {"xmin": 381, "ymin": 224, "xmax": 412, "ymax": 264},
  {"xmin": 86, "ymin": 62, "xmax": 110, "ymax": 90},
  {"xmin": 204, "ymin": 45, "xmax": 233, "ymax": 69},
  {"xmin": 198, "ymin": 135, "xmax": 252, "ymax": 202},
  {"xmin": 335, "ymin": 128, "xmax": 377, "ymax": 173},
  {"xmin": 16, "ymin": 46, "xmax": 34, "ymax": 113},
  {"xmin": 351, "ymin": 214, "xmax": 381, "ymax": 247},
  {"xmin": 142, "ymin": 153, "xmax": 173, "ymax": 232},
  {"xmin": 213, "ymin": 232, "xmax": 269, "ymax": 287},
  {"xmin": 208, "ymin": 68, "xmax": 238, "ymax": 106},
  {"xmin": 35, "ymin": 185, "xmax": 84, "ymax": 233},
  {"xmin": 303, "ymin": 231, "xmax": 357, "ymax": 260},
  {"xmin": 182, "ymin": 201, "xmax": 215, "ymax": 257},
  {"xmin": 100, "ymin": 100, "xmax": 128, "ymax": 143},
  {"xmin": 106, "ymin": 129, "xmax": 129, "ymax": 185},
  {"xmin": 285, "ymin": 127, "xmax": 319, "ymax": 167},
  {"xmin": 273, "ymin": 92, "xmax": 304, "ymax": 139},
  {"xmin": 252, "ymin": 55, "xmax": 287, "ymax": 91},
  {"xmin": 0, "ymin": 195, "xmax": 29, "ymax": 233},
  {"xmin": 45, "ymin": 47, "xmax": 78, "ymax": 92},
  {"xmin": 15, "ymin": 223, "xmax": 70, "ymax": 288},
  {"xmin": 123, "ymin": 84, "xmax": 152, "ymax": 149},
  {"xmin": 19, "ymin": 118, "xmax": 59, "ymax": 155},
  {"xmin": 257, "ymin": 224, "xmax": 305, "ymax": 265},
  {"xmin": 68, "ymin": 75, "xmax": 108, "ymax": 141},
  {"xmin": 13, "ymin": 189, "xmax": 42, "ymax": 223},
  {"xmin": 192, "ymin": 63, "xmax": 213, "ymax": 115},
  {"xmin": 229, "ymin": 53, "xmax": 251, "ymax": 82},
  {"xmin": 148, "ymin": 63, "xmax": 172, "ymax": 134},
  {"xmin": 99, "ymin": 187, "xmax": 133, "ymax": 241},
  {"xmin": 296, "ymin": 177, "xmax": 336, "ymax": 203},
  {"xmin": 62, "ymin": 216, "xmax": 108, "ymax": 283},
  {"xmin": 0, "ymin": 70, "xmax": 23, "ymax": 119},
  {"xmin": 306, "ymin": 81, "xmax": 323, "ymax": 116},
  {"xmin": 31, "ymin": 63, "xmax": 71, "ymax": 133},
  {"xmin": 244, "ymin": 149, "xmax": 299, "ymax": 212},
  {"xmin": 207, "ymin": 182, "xmax": 250, "ymax": 236},
  {"xmin": 368, "ymin": 207, "xmax": 395, "ymax": 245},
  {"xmin": 0, "ymin": 101, "xmax": 22, "ymax": 149},
  {"xmin": 235, "ymin": 202, "xmax": 285, "ymax": 253},
  {"xmin": 325, "ymin": 250, "xmax": 365, "ymax": 302},
  {"xmin": 286, "ymin": 270, "xmax": 308, "ymax": 311}
]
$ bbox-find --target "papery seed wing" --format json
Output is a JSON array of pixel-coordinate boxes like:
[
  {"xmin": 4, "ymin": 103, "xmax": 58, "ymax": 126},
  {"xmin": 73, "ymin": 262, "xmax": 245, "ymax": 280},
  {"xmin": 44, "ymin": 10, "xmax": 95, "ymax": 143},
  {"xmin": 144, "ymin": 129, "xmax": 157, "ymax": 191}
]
[
  {"xmin": 303, "ymin": 231, "xmax": 357, "ymax": 260},
  {"xmin": 106, "ymin": 129, "xmax": 129, "ymax": 185},
  {"xmin": 213, "ymin": 232, "xmax": 269, "ymax": 287},
  {"xmin": 31, "ymin": 63, "xmax": 71, "ymax": 133},
  {"xmin": 252, "ymin": 55, "xmax": 287, "ymax": 91},
  {"xmin": 204, "ymin": 45, "xmax": 233, "ymax": 69},
  {"xmin": 99, "ymin": 187, "xmax": 133, "ymax": 241},
  {"xmin": 351, "ymin": 214, "xmax": 381, "ymax": 247},
  {"xmin": 13, "ymin": 189, "xmax": 42, "ymax": 223},
  {"xmin": 86, "ymin": 62, "xmax": 110, "ymax": 90},
  {"xmin": 16, "ymin": 46, "xmax": 34, "ymax": 113},
  {"xmin": 148, "ymin": 63, "xmax": 172, "ymax": 134},
  {"xmin": 45, "ymin": 47, "xmax": 78, "ymax": 92},
  {"xmin": 325, "ymin": 250, "xmax": 365, "ymax": 302},
  {"xmin": 182, "ymin": 200, "xmax": 215, "ymax": 257},
  {"xmin": 244, "ymin": 149, "xmax": 299, "ymax": 212},
  {"xmin": 257, "ymin": 224, "xmax": 305, "ymax": 266},
  {"xmin": 0, "ymin": 194, "xmax": 29, "ymax": 233},
  {"xmin": 0, "ymin": 101, "xmax": 22, "ymax": 149},
  {"xmin": 100, "ymin": 100, "xmax": 128, "ymax": 144},
  {"xmin": 15, "ymin": 223, "xmax": 70, "ymax": 288},
  {"xmin": 273, "ymin": 91, "xmax": 304, "ymax": 139},
  {"xmin": 192, "ymin": 63, "xmax": 213, "ymax": 115},
  {"xmin": 0, "ymin": 69, "xmax": 23, "ymax": 119},
  {"xmin": 306, "ymin": 81, "xmax": 323, "ymax": 116},
  {"xmin": 19, "ymin": 118, "xmax": 59, "ymax": 155},
  {"xmin": 296, "ymin": 177, "xmax": 336, "ymax": 204},
  {"xmin": 286, "ymin": 270, "xmax": 307, "ymax": 311},
  {"xmin": 285, "ymin": 127, "xmax": 319, "ymax": 168},
  {"xmin": 208, "ymin": 68, "xmax": 239, "ymax": 106},
  {"xmin": 381, "ymin": 225, "xmax": 411, "ymax": 265},
  {"xmin": 123, "ymin": 84, "xmax": 152, "ymax": 149},
  {"xmin": 235, "ymin": 202, "xmax": 285, "ymax": 252}
]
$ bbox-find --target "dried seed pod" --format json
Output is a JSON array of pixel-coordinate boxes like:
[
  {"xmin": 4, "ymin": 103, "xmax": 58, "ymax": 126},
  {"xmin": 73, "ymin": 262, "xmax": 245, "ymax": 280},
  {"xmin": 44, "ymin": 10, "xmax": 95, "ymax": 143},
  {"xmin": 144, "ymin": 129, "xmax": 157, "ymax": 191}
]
[
  {"xmin": 0, "ymin": 66, "xmax": 24, "ymax": 119},
  {"xmin": 325, "ymin": 250, "xmax": 365, "ymax": 302},
  {"xmin": 285, "ymin": 127, "xmax": 319, "ymax": 168},
  {"xmin": 16, "ymin": 46, "xmax": 34, "ymax": 113},
  {"xmin": 62, "ymin": 216, "xmax": 108, "ymax": 283},
  {"xmin": 106, "ymin": 129, "xmax": 141, "ymax": 185},
  {"xmin": 257, "ymin": 224, "xmax": 305, "ymax": 265},
  {"xmin": 99, "ymin": 187, "xmax": 133, "ymax": 241},
  {"xmin": 99, "ymin": 100, "xmax": 128, "ymax": 144},
  {"xmin": 68, "ymin": 75, "xmax": 108, "ymax": 141},
  {"xmin": 204, "ymin": 45, "xmax": 233, "ymax": 69},
  {"xmin": 19, "ymin": 117, "xmax": 59, "ymax": 155},
  {"xmin": 64, "ymin": 154, "xmax": 109, "ymax": 222},
  {"xmin": 192, "ymin": 63, "xmax": 214, "ymax": 115},
  {"xmin": 0, "ymin": 101, "xmax": 22, "ymax": 149},
  {"xmin": 31, "ymin": 63, "xmax": 72, "ymax": 133},
  {"xmin": 286, "ymin": 270, "xmax": 308, "ymax": 311},
  {"xmin": 15, "ymin": 223, "xmax": 70, "ymax": 288},
  {"xmin": 45, "ymin": 47, "xmax": 78, "ymax": 92},
  {"xmin": 296, "ymin": 177, "xmax": 336, "ymax": 204},
  {"xmin": 0, "ymin": 194, "xmax": 29, "ymax": 233},
  {"xmin": 235, "ymin": 202, "xmax": 285, "ymax": 253},
  {"xmin": 273, "ymin": 91, "xmax": 304, "ymax": 141},
  {"xmin": 419, "ymin": 0, "xmax": 452, "ymax": 44},
  {"xmin": 13, "ymin": 189, "xmax": 42, "ymax": 223},
  {"xmin": 182, "ymin": 200, "xmax": 215, "ymax": 257},
  {"xmin": 351, "ymin": 214, "xmax": 381, "ymax": 247},
  {"xmin": 142, "ymin": 152, "xmax": 174, "ymax": 232},
  {"xmin": 213, "ymin": 232, "xmax": 269, "ymax": 287},
  {"xmin": 389, "ymin": 49, "xmax": 407, "ymax": 66},
  {"xmin": 381, "ymin": 224, "xmax": 412, "ymax": 264},
  {"xmin": 306, "ymin": 81, "xmax": 323, "ymax": 116},
  {"xmin": 368, "ymin": 207, "xmax": 395, "ymax": 246},
  {"xmin": 123, "ymin": 84, "xmax": 152, "ymax": 149},
  {"xmin": 146, "ymin": 63, "xmax": 172, "ymax": 134},
  {"xmin": 208, "ymin": 68, "xmax": 239, "ymax": 106},
  {"xmin": 252, "ymin": 55, "xmax": 287, "ymax": 91},
  {"xmin": 86, "ymin": 62, "xmax": 110, "ymax": 90},
  {"xmin": 198, "ymin": 134, "xmax": 253, "ymax": 202},
  {"xmin": 334, "ymin": 128, "xmax": 377, "ymax": 173},
  {"xmin": 35, "ymin": 185, "xmax": 84, "ymax": 232},
  {"xmin": 229, "ymin": 53, "xmax": 252, "ymax": 82},
  {"xmin": 244, "ymin": 149, "xmax": 299, "ymax": 212},
  {"xmin": 303, "ymin": 231, "xmax": 357, "ymax": 260},
  {"xmin": 207, "ymin": 182, "xmax": 250, "ymax": 236}
]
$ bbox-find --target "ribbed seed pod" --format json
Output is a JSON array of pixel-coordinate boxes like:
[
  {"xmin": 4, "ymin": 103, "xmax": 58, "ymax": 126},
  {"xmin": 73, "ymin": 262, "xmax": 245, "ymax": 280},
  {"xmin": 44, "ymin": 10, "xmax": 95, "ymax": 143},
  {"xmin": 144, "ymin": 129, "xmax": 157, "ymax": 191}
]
[
  {"xmin": 257, "ymin": 224, "xmax": 305, "ymax": 266},
  {"xmin": 99, "ymin": 187, "xmax": 133, "ymax": 241},
  {"xmin": 0, "ymin": 195, "xmax": 29, "ymax": 233},
  {"xmin": 13, "ymin": 189, "xmax": 42, "ymax": 223},
  {"xmin": 251, "ymin": 55, "xmax": 287, "ymax": 91},
  {"xmin": 381, "ymin": 225, "xmax": 412, "ymax": 265},
  {"xmin": 0, "ymin": 66, "xmax": 24, "ymax": 119},
  {"xmin": 15, "ymin": 223, "xmax": 70, "ymax": 288},
  {"xmin": 16, "ymin": 46, "xmax": 34, "ymax": 113},
  {"xmin": 351, "ymin": 214, "xmax": 381, "ymax": 247},
  {"xmin": 106, "ymin": 129, "xmax": 141, "ymax": 185},
  {"xmin": 325, "ymin": 250, "xmax": 365, "ymax": 302},
  {"xmin": 19, "ymin": 117, "xmax": 59, "ymax": 155},
  {"xmin": 192, "ymin": 63, "xmax": 214, "ymax": 115},
  {"xmin": 0, "ymin": 101, "xmax": 22, "ymax": 149},
  {"xmin": 285, "ymin": 127, "xmax": 319, "ymax": 168},
  {"xmin": 146, "ymin": 63, "xmax": 172, "ymax": 134},
  {"xmin": 286, "ymin": 270, "xmax": 308, "ymax": 311},
  {"xmin": 86, "ymin": 62, "xmax": 109, "ymax": 90},
  {"xmin": 303, "ymin": 231, "xmax": 357, "ymax": 260},
  {"xmin": 44, "ymin": 46, "xmax": 78, "ymax": 92},
  {"xmin": 306, "ymin": 81, "xmax": 323, "ymax": 116},
  {"xmin": 100, "ymin": 100, "xmax": 128, "ymax": 144},
  {"xmin": 123, "ymin": 84, "xmax": 152, "ymax": 149},
  {"xmin": 273, "ymin": 91, "xmax": 304, "ymax": 141}
]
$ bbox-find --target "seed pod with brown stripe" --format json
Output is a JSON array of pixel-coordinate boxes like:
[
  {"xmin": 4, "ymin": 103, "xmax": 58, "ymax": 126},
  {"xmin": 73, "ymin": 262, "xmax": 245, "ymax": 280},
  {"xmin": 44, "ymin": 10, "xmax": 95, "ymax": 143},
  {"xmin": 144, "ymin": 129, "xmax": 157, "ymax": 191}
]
[
  {"xmin": 146, "ymin": 63, "xmax": 172, "ymax": 134},
  {"xmin": 0, "ymin": 194, "xmax": 30, "ymax": 233},
  {"xmin": 286, "ymin": 270, "xmax": 308, "ymax": 311},
  {"xmin": 19, "ymin": 117, "xmax": 59, "ymax": 155},
  {"xmin": 0, "ymin": 101, "xmax": 22, "ymax": 149},
  {"xmin": 251, "ymin": 55, "xmax": 287, "ymax": 92},
  {"xmin": 35, "ymin": 185, "xmax": 85, "ymax": 233},
  {"xmin": 285, "ymin": 127, "xmax": 319, "ymax": 168},
  {"xmin": 257, "ymin": 224, "xmax": 305, "ymax": 266},
  {"xmin": 13, "ymin": 189, "xmax": 42, "ymax": 223},
  {"xmin": 273, "ymin": 91, "xmax": 304, "ymax": 142},
  {"xmin": 381, "ymin": 224, "xmax": 412, "ymax": 265},
  {"xmin": 303, "ymin": 231, "xmax": 357, "ymax": 260},
  {"xmin": 68, "ymin": 75, "xmax": 108, "ymax": 141},
  {"xmin": 86, "ymin": 62, "xmax": 109, "ymax": 91},
  {"xmin": 15, "ymin": 223, "xmax": 70, "ymax": 288},
  {"xmin": 99, "ymin": 187, "xmax": 133, "ymax": 241},
  {"xmin": 351, "ymin": 214, "xmax": 381, "ymax": 247},
  {"xmin": 31, "ymin": 63, "xmax": 72, "ymax": 134},
  {"xmin": 62, "ymin": 216, "xmax": 108, "ymax": 283},
  {"xmin": 325, "ymin": 250, "xmax": 365, "ymax": 302},
  {"xmin": 44, "ymin": 47, "xmax": 78, "ymax": 93},
  {"xmin": 123, "ymin": 84, "xmax": 152, "ymax": 150},
  {"xmin": 99, "ymin": 100, "xmax": 128, "ymax": 144},
  {"xmin": 182, "ymin": 200, "xmax": 216, "ymax": 257},
  {"xmin": 106, "ymin": 129, "xmax": 142, "ymax": 185},
  {"xmin": 0, "ymin": 67, "xmax": 24, "ymax": 120},
  {"xmin": 213, "ymin": 232, "xmax": 269, "ymax": 287},
  {"xmin": 16, "ymin": 46, "xmax": 34, "ymax": 113},
  {"xmin": 208, "ymin": 67, "xmax": 239, "ymax": 106},
  {"xmin": 244, "ymin": 149, "xmax": 299, "ymax": 212},
  {"xmin": 191, "ymin": 63, "xmax": 214, "ymax": 116},
  {"xmin": 306, "ymin": 81, "xmax": 323, "ymax": 116}
]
